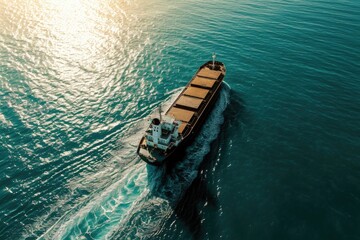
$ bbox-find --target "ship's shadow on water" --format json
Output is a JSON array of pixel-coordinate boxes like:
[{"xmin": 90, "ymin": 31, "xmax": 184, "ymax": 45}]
[
  {"xmin": 172, "ymin": 144, "xmax": 221, "ymax": 239},
  {"xmin": 145, "ymin": 89, "xmax": 247, "ymax": 239},
  {"xmin": 145, "ymin": 143, "xmax": 219, "ymax": 239}
]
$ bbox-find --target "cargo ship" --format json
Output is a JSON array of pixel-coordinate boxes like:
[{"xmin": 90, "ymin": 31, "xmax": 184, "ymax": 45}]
[{"xmin": 137, "ymin": 55, "xmax": 226, "ymax": 166}]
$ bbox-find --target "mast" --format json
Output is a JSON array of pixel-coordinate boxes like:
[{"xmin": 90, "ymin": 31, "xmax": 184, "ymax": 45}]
[
  {"xmin": 212, "ymin": 52, "xmax": 216, "ymax": 69},
  {"xmin": 159, "ymin": 104, "xmax": 162, "ymax": 122}
]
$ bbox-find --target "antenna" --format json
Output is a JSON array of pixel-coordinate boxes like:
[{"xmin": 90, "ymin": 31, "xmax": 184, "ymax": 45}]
[{"xmin": 212, "ymin": 52, "xmax": 216, "ymax": 69}]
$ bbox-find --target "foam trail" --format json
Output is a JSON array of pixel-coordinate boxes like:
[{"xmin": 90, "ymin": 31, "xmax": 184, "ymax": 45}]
[
  {"xmin": 110, "ymin": 85, "xmax": 230, "ymax": 239},
  {"xmin": 37, "ymin": 85, "xmax": 230, "ymax": 240}
]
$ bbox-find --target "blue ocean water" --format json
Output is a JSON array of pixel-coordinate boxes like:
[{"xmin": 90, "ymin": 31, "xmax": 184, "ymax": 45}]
[{"xmin": 1, "ymin": 0, "xmax": 359, "ymax": 239}]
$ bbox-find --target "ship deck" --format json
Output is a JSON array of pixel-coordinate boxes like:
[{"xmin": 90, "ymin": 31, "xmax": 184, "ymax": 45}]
[{"xmin": 165, "ymin": 62, "xmax": 225, "ymax": 138}]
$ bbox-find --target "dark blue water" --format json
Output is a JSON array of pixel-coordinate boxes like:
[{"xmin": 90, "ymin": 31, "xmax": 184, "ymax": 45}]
[{"xmin": 1, "ymin": 0, "xmax": 359, "ymax": 239}]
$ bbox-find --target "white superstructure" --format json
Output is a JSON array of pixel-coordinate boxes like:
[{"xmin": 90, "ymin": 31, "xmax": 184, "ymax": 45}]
[{"xmin": 145, "ymin": 115, "xmax": 182, "ymax": 152}]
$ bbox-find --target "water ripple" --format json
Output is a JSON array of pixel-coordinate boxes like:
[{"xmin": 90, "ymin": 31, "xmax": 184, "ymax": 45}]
[{"xmin": 1, "ymin": 0, "xmax": 360, "ymax": 239}]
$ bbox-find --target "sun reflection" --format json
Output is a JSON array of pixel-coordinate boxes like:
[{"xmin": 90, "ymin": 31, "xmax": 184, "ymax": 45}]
[
  {"xmin": 43, "ymin": 0, "xmax": 103, "ymax": 63},
  {"xmin": 1, "ymin": 0, "xmax": 154, "ymax": 104}
]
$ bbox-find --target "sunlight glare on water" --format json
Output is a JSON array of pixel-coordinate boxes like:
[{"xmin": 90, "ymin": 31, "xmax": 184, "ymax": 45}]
[{"xmin": 0, "ymin": 0, "xmax": 174, "ymax": 238}]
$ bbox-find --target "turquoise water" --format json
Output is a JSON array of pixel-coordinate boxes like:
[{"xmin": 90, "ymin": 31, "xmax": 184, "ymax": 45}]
[{"xmin": 1, "ymin": 0, "xmax": 359, "ymax": 239}]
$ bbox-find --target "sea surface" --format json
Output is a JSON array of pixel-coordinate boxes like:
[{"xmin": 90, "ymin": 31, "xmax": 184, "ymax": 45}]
[{"xmin": 1, "ymin": 0, "xmax": 359, "ymax": 239}]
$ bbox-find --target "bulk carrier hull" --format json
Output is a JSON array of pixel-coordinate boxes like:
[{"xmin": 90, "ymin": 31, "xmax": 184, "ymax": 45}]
[{"xmin": 137, "ymin": 60, "xmax": 226, "ymax": 166}]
